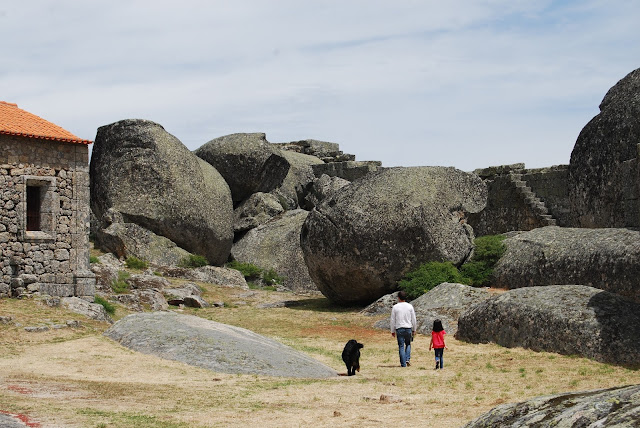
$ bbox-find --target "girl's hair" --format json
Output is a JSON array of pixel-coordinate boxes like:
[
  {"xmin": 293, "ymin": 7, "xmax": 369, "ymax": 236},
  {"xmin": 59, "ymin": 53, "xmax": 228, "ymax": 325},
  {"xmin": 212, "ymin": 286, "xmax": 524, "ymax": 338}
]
[{"xmin": 433, "ymin": 319, "xmax": 444, "ymax": 332}]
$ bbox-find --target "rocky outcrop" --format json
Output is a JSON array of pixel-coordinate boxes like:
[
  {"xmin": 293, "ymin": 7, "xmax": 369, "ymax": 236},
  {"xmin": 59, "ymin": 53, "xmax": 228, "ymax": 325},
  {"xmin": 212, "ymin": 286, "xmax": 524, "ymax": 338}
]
[
  {"xmin": 301, "ymin": 167, "xmax": 487, "ymax": 305},
  {"xmin": 154, "ymin": 265, "xmax": 248, "ymax": 289},
  {"xmin": 412, "ymin": 283, "xmax": 491, "ymax": 336},
  {"xmin": 232, "ymin": 210, "xmax": 317, "ymax": 294},
  {"xmin": 233, "ymin": 192, "xmax": 284, "ymax": 233},
  {"xmin": 303, "ymin": 174, "xmax": 350, "ymax": 210},
  {"xmin": 104, "ymin": 312, "xmax": 338, "ymax": 378},
  {"xmin": 194, "ymin": 133, "xmax": 290, "ymax": 203},
  {"xmin": 61, "ymin": 297, "xmax": 113, "ymax": 323},
  {"xmin": 90, "ymin": 119, "xmax": 233, "ymax": 265},
  {"xmin": 274, "ymin": 139, "xmax": 355, "ymax": 163},
  {"xmin": 113, "ymin": 289, "xmax": 168, "ymax": 312},
  {"xmin": 125, "ymin": 274, "xmax": 171, "ymax": 290},
  {"xmin": 275, "ymin": 150, "xmax": 324, "ymax": 209},
  {"xmin": 163, "ymin": 283, "xmax": 208, "ymax": 308},
  {"xmin": 456, "ymin": 285, "xmax": 640, "ymax": 366},
  {"xmin": 312, "ymin": 161, "xmax": 383, "ymax": 182},
  {"xmin": 569, "ymin": 67, "xmax": 640, "ymax": 228},
  {"xmin": 492, "ymin": 226, "xmax": 640, "ymax": 303},
  {"xmin": 464, "ymin": 384, "xmax": 640, "ymax": 428},
  {"xmin": 369, "ymin": 284, "xmax": 491, "ymax": 335},
  {"xmin": 95, "ymin": 221, "xmax": 191, "ymax": 267},
  {"xmin": 361, "ymin": 292, "xmax": 400, "ymax": 317}
]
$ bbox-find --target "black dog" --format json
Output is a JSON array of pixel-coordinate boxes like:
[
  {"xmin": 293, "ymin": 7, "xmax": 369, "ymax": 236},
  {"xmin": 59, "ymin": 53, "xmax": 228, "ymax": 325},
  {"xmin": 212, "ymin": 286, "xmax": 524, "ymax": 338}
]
[{"xmin": 342, "ymin": 339, "xmax": 364, "ymax": 376}]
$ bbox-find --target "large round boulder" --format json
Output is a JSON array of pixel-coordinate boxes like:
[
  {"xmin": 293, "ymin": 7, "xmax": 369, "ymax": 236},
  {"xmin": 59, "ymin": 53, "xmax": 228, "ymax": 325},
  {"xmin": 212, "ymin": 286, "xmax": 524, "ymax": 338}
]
[
  {"xmin": 90, "ymin": 119, "xmax": 234, "ymax": 265},
  {"xmin": 492, "ymin": 226, "xmax": 640, "ymax": 303},
  {"xmin": 456, "ymin": 285, "xmax": 640, "ymax": 366},
  {"xmin": 194, "ymin": 133, "xmax": 290, "ymax": 203},
  {"xmin": 568, "ymin": 67, "xmax": 640, "ymax": 227},
  {"xmin": 231, "ymin": 209, "xmax": 318, "ymax": 294},
  {"xmin": 464, "ymin": 384, "xmax": 640, "ymax": 428},
  {"xmin": 301, "ymin": 167, "xmax": 487, "ymax": 305}
]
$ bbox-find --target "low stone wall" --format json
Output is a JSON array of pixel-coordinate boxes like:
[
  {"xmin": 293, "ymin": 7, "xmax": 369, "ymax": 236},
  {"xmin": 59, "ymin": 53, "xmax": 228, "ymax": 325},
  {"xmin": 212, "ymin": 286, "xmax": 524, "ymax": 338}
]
[
  {"xmin": 0, "ymin": 135, "xmax": 94, "ymax": 298},
  {"xmin": 312, "ymin": 161, "xmax": 383, "ymax": 182}
]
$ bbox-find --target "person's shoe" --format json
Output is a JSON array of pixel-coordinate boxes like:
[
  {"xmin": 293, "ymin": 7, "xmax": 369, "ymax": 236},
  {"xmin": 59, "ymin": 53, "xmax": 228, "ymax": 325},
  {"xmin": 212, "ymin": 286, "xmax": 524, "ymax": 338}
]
[
  {"xmin": 435, "ymin": 362, "xmax": 439, "ymax": 370},
  {"xmin": 406, "ymin": 361, "xmax": 411, "ymax": 367}
]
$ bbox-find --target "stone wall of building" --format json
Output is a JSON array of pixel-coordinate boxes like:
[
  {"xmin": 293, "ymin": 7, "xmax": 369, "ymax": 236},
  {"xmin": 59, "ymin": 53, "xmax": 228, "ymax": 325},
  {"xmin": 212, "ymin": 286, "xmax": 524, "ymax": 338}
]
[{"xmin": 0, "ymin": 135, "xmax": 94, "ymax": 298}]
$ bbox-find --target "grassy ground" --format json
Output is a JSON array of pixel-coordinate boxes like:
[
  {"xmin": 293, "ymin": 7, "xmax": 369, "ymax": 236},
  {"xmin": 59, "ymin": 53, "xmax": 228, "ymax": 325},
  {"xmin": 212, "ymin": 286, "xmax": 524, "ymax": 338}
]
[{"xmin": 1, "ymin": 280, "xmax": 639, "ymax": 428}]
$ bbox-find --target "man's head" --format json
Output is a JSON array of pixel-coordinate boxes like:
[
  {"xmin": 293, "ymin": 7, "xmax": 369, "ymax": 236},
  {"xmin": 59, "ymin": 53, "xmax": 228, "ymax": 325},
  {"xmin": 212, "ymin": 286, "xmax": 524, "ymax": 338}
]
[{"xmin": 397, "ymin": 291, "xmax": 407, "ymax": 302}]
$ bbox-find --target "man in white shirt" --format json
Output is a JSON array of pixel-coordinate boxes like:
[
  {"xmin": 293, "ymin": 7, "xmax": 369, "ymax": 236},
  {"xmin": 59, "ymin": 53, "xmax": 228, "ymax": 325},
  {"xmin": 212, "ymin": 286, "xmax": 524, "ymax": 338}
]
[{"xmin": 390, "ymin": 290, "xmax": 417, "ymax": 367}]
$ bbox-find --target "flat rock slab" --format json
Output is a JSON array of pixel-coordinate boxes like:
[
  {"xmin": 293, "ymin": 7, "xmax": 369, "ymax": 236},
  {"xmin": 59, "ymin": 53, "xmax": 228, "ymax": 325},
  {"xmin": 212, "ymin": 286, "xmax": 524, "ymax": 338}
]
[
  {"xmin": 464, "ymin": 384, "xmax": 640, "ymax": 427},
  {"xmin": 104, "ymin": 312, "xmax": 337, "ymax": 378},
  {"xmin": 456, "ymin": 285, "xmax": 640, "ymax": 366}
]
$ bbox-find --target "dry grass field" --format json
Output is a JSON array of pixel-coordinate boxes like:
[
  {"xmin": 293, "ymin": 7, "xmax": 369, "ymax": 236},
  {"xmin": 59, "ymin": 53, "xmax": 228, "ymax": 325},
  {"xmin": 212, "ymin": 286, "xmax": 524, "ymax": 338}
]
[{"xmin": 1, "ymin": 278, "xmax": 639, "ymax": 428}]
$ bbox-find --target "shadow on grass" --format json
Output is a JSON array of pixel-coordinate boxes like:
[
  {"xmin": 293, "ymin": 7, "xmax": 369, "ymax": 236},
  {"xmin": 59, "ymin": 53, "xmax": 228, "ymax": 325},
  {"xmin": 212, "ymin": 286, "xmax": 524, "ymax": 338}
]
[{"xmin": 285, "ymin": 298, "xmax": 365, "ymax": 313}]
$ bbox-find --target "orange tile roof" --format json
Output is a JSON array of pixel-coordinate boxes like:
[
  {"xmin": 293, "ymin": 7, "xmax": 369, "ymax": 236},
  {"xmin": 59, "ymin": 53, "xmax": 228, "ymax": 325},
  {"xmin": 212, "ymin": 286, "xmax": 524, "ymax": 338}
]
[{"xmin": 0, "ymin": 101, "xmax": 92, "ymax": 145}]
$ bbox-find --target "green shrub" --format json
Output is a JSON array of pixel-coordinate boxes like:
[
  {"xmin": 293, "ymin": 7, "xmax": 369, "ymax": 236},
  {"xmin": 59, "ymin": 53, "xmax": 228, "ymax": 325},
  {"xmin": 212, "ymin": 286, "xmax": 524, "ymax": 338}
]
[
  {"xmin": 262, "ymin": 268, "xmax": 284, "ymax": 285},
  {"xmin": 178, "ymin": 254, "xmax": 209, "ymax": 268},
  {"xmin": 125, "ymin": 256, "xmax": 148, "ymax": 270},
  {"xmin": 111, "ymin": 271, "xmax": 131, "ymax": 294},
  {"xmin": 94, "ymin": 296, "xmax": 115, "ymax": 315},
  {"xmin": 461, "ymin": 234, "xmax": 506, "ymax": 286},
  {"xmin": 398, "ymin": 261, "xmax": 468, "ymax": 300},
  {"xmin": 471, "ymin": 234, "xmax": 507, "ymax": 265},
  {"xmin": 226, "ymin": 261, "xmax": 263, "ymax": 280},
  {"xmin": 89, "ymin": 255, "xmax": 100, "ymax": 264}
]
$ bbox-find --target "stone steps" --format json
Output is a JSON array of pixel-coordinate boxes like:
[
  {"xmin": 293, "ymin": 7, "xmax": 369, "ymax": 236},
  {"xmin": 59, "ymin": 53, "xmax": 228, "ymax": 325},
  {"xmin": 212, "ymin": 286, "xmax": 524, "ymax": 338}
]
[{"xmin": 508, "ymin": 173, "xmax": 557, "ymax": 226}]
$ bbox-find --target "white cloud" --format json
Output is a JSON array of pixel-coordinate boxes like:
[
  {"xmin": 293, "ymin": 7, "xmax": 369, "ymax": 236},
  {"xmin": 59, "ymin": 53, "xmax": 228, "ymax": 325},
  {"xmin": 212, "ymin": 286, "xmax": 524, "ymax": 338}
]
[{"xmin": 1, "ymin": 0, "xmax": 639, "ymax": 170}]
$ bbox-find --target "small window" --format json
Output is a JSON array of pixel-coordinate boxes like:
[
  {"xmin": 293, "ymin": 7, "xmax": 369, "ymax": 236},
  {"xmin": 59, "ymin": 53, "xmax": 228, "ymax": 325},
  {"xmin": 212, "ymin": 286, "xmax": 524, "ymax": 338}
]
[{"xmin": 26, "ymin": 186, "xmax": 42, "ymax": 231}]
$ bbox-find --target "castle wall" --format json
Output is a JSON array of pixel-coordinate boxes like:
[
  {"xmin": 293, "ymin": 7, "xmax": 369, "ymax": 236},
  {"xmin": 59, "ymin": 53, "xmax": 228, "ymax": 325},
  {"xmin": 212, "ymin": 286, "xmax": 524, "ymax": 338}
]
[
  {"xmin": 521, "ymin": 165, "xmax": 572, "ymax": 227},
  {"xmin": 0, "ymin": 134, "xmax": 94, "ymax": 298}
]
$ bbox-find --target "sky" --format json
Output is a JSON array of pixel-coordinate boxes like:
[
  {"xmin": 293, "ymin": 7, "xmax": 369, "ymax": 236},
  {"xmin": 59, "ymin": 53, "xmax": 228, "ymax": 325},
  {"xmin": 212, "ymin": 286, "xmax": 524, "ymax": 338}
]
[{"xmin": 2, "ymin": 1, "xmax": 639, "ymax": 171}]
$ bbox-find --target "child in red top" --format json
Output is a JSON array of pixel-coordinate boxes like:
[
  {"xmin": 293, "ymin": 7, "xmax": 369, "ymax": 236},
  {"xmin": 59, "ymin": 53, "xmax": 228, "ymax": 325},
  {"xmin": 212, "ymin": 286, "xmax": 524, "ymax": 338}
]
[{"xmin": 429, "ymin": 319, "xmax": 447, "ymax": 370}]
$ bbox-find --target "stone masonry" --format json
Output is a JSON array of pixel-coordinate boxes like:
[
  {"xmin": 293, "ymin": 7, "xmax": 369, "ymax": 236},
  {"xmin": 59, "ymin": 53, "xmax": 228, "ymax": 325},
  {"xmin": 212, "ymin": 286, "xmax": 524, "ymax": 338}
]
[
  {"xmin": 468, "ymin": 163, "xmax": 569, "ymax": 236},
  {"xmin": 0, "ymin": 134, "xmax": 94, "ymax": 298}
]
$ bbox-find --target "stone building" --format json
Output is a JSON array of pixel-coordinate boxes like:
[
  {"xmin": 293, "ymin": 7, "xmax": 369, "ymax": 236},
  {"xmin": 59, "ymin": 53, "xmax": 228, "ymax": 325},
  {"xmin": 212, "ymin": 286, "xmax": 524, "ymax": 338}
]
[{"xmin": 0, "ymin": 101, "xmax": 95, "ymax": 298}]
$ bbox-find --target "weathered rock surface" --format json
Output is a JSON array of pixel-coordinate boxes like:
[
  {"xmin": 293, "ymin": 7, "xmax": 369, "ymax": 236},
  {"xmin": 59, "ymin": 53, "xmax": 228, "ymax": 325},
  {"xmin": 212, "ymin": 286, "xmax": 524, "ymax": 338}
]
[
  {"xmin": 163, "ymin": 283, "xmax": 209, "ymax": 308},
  {"xmin": 90, "ymin": 119, "xmax": 233, "ymax": 265},
  {"xmin": 113, "ymin": 289, "xmax": 168, "ymax": 312},
  {"xmin": 464, "ymin": 384, "xmax": 640, "ymax": 428},
  {"xmin": 194, "ymin": 133, "xmax": 290, "ymax": 203},
  {"xmin": 412, "ymin": 283, "xmax": 491, "ymax": 336},
  {"xmin": 492, "ymin": 226, "xmax": 640, "ymax": 303},
  {"xmin": 61, "ymin": 297, "xmax": 113, "ymax": 323},
  {"xmin": 125, "ymin": 274, "xmax": 171, "ymax": 290},
  {"xmin": 154, "ymin": 265, "xmax": 248, "ymax": 289},
  {"xmin": 275, "ymin": 139, "xmax": 354, "ymax": 163},
  {"xmin": 91, "ymin": 262, "xmax": 120, "ymax": 293},
  {"xmin": 95, "ymin": 221, "xmax": 191, "ymax": 267},
  {"xmin": 233, "ymin": 192, "xmax": 285, "ymax": 233},
  {"xmin": 569, "ymin": 67, "xmax": 640, "ymax": 228},
  {"xmin": 361, "ymin": 292, "xmax": 400, "ymax": 317},
  {"xmin": 275, "ymin": 150, "xmax": 324, "ymax": 209},
  {"xmin": 369, "ymin": 284, "xmax": 490, "ymax": 335},
  {"xmin": 301, "ymin": 167, "xmax": 487, "ymax": 305},
  {"xmin": 456, "ymin": 285, "xmax": 640, "ymax": 365},
  {"xmin": 105, "ymin": 312, "xmax": 337, "ymax": 378},
  {"xmin": 232, "ymin": 210, "xmax": 318, "ymax": 294},
  {"xmin": 303, "ymin": 174, "xmax": 350, "ymax": 210}
]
